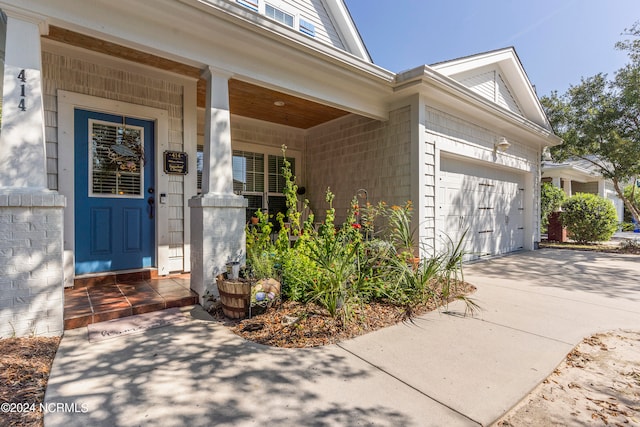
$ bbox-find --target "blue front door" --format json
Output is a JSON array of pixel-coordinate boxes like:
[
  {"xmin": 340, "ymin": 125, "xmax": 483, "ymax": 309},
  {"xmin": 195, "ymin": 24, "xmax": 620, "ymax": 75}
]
[{"xmin": 74, "ymin": 109, "xmax": 155, "ymax": 274}]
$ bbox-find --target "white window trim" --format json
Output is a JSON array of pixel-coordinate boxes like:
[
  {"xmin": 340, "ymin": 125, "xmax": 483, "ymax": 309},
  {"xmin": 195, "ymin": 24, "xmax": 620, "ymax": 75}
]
[
  {"xmin": 88, "ymin": 119, "xmax": 146, "ymax": 199},
  {"xmin": 261, "ymin": 1, "xmax": 298, "ymax": 29},
  {"xmin": 231, "ymin": 141, "xmax": 302, "ymax": 212}
]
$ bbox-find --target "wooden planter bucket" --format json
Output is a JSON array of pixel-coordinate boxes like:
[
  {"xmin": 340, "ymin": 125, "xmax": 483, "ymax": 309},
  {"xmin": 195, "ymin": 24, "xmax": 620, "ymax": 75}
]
[{"xmin": 217, "ymin": 279, "xmax": 251, "ymax": 319}]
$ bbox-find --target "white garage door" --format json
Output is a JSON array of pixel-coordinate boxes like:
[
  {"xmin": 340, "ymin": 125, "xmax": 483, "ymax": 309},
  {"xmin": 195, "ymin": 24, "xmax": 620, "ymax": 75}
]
[{"xmin": 438, "ymin": 156, "xmax": 525, "ymax": 260}]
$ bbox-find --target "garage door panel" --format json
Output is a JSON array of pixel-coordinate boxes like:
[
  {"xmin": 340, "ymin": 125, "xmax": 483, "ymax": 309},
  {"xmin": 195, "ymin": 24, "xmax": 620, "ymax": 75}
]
[{"xmin": 439, "ymin": 156, "xmax": 525, "ymax": 261}]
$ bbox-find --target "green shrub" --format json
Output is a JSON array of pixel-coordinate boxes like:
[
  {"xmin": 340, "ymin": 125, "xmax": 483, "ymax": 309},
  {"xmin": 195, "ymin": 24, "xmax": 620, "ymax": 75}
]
[
  {"xmin": 304, "ymin": 189, "xmax": 362, "ymax": 320},
  {"xmin": 560, "ymin": 193, "xmax": 618, "ymax": 243},
  {"xmin": 540, "ymin": 182, "xmax": 567, "ymax": 228},
  {"xmin": 279, "ymin": 244, "xmax": 319, "ymax": 302},
  {"xmin": 621, "ymin": 222, "xmax": 636, "ymax": 232}
]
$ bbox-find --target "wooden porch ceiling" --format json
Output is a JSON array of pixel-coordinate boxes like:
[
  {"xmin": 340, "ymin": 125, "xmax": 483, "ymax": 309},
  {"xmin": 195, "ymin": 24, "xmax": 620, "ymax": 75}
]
[{"xmin": 44, "ymin": 26, "xmax": 350, "ymax": 129}]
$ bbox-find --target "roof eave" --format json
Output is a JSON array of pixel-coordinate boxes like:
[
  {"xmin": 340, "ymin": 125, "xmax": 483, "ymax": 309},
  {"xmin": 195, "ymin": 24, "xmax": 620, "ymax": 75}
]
[{"xmin": 394, "ymin": 65, "xmax": 562, "ymax": 147}]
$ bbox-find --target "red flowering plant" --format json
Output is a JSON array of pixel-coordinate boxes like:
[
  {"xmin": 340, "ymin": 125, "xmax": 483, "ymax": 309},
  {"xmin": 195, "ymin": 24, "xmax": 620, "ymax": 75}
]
[
  {"xmin": 342, "ymin": 196, "xmax": 365, "ymax": 244},
  {"xmin": 360, "ymin": 201, "xmax": 385, "ymax": 241}
]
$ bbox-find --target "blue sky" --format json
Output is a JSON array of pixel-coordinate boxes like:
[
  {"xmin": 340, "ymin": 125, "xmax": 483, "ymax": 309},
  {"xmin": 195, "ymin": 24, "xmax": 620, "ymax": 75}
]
[{"xmin": 344, "ymin": 1, "xmax": 639, "ymax": 97}]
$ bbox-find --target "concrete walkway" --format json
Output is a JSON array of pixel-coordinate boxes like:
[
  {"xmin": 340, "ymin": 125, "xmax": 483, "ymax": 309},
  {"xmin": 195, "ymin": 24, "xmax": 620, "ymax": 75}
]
[{"xmin": 44, "ymin": 249, "xmax": 640, "ymax": 427}]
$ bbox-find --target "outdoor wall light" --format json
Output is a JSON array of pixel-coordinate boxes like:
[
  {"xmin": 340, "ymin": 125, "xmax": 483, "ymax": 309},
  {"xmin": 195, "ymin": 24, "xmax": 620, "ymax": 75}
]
[
  {"xmin": 494, "ymin": 137, "xmax": 511, "ymax": 153},
  {"xmin": 273, "ymin": 100, "xmax": 285, "ymax": 107}
]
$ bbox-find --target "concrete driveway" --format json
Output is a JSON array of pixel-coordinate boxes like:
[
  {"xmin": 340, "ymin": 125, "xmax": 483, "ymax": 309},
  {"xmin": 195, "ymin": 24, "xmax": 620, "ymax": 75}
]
[{"xmin": 44, "ymin": 249, "xmax": 640, "ymax": 427}]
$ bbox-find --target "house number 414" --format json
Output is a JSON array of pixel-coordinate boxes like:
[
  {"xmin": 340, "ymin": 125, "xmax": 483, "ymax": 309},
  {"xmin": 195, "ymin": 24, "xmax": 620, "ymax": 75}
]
[{"xmin": 17, "ymin": 69, "xmax": 26, "ymax": 111}]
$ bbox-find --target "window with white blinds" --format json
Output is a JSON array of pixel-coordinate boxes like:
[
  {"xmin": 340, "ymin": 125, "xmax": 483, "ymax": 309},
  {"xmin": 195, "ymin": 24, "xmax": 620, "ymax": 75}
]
[
  {"xmin": 90, "ymin": 120, "xmax": 144, "ymax": 197},
  {"xmin": 268, "ymin": 154, "xmax": 294, "ymax": 193},
  {"xmin": 233, "ymin": 151, "xmax": 265, "ymax": 193},
  {"xmin": 196, "ymin": 146, "xmax": 297, "ymax": 223}
]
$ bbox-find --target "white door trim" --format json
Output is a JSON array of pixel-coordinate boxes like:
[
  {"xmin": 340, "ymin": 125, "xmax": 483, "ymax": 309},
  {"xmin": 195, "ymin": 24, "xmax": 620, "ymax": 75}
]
[{"xmin": 57, "ymin": 90, "xmax": 170, "ymax": 285}]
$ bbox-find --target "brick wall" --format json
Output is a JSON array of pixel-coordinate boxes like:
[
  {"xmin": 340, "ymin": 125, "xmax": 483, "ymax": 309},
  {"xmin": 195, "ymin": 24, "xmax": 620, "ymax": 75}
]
[
  {"xmin": 305, "ymin": 107, "xmax": 412, "ymax": 223},
  {"xmin": 0, "ymin": 192, "xmax": 65, "ymax": 337}
]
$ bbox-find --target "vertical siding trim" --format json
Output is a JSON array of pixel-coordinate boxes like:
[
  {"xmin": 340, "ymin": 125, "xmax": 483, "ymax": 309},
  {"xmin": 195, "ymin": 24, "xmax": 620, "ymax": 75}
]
[
  {"xmin": 182, "ymin": 79, "xmax": 198, "ymax": 273},
  {"xmin": 410, "ymin": 94, "xmax": 434, "ymax": 256}
]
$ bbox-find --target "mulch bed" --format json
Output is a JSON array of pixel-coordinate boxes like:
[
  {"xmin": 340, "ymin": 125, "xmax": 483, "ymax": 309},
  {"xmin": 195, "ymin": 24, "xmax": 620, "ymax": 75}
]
[
  {"xmin": 212, "ymin": 281, "xmax": 477, "ymax": 348},
  {"xmin": 0, "ymin": 337, "xmax": 60, "ymax": 427}
]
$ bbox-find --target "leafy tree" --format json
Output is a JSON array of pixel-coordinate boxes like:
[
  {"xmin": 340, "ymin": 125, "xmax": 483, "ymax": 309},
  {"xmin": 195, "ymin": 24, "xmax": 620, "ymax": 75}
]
[
  {"xmin": 615, "ymin": 21, "xmax": 640, "ymax": 65},
  {"xmin": 541, "ymin": 22, "xmax": 640, "ymax": 224},
  {"xmin": 623, "ymin": 183, "xmax": 640, "ymax": 209},
  {"xmin": 623, "ymin": 183, "xmax": 640, "ymax": 224}
]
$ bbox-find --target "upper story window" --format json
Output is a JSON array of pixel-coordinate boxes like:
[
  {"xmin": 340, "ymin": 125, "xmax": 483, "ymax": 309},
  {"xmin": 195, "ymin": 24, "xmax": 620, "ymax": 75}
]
[
  {"xmin": 299, "ymin": 19, "xmax": 315, "ymax": 37},
  {"xmin": 235, "ymin": 0, "xmax": 315, "ymax": 38},
  {"xmin": 265, "ymin": 4, "xmax": 294, "ymax": 28},
  {"xmin": 236, "ymin": 0, "xmax": 258, "ymax": 12}
]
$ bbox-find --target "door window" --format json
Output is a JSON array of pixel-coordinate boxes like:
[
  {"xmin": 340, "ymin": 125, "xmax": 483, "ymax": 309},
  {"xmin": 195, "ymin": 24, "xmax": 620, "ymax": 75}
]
[{"xmin": 89, "ymin": 119, "xmax": 145, "ymax": 198}]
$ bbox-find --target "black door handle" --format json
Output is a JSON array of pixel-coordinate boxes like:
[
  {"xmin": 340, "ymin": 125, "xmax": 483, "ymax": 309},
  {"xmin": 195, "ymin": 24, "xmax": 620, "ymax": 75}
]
[{"xmin": 148, "ymin": 197, "xmax": 155, "ymax": 219}]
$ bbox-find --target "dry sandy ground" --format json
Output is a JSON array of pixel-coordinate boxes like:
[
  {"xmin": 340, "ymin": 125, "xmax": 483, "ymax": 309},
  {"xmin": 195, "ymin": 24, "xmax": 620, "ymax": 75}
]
[{"xmin": 495, "ymin": 330, "xmax": 640, "ymax": 426}]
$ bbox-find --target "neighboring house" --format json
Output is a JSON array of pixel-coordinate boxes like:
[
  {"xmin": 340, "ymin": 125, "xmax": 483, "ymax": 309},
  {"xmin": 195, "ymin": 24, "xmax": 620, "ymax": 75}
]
[
  {"xmin": 542, "ymin": 158, "xmax": 625, "ymax": 222},
  {"xmin": 0, "ymin": 0, "xmax": 560, "ymax": 337}
]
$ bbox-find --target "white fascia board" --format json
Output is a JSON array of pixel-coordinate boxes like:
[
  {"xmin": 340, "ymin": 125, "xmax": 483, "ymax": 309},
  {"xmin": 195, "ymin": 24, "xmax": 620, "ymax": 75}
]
[
  {"xmin": 431, "ymin": 49, "xmax": 515, "ymax": 74},
  {"xmin": 321, "ymin": 0, "xmax": 371, "ymax": 62},
  {"xmin": 393, "ymin": 65, "xmax": 562, "ymax": 148},
  {"xmin": 0, "ymin": 0, "xmax": 393, "ymax": 120}
]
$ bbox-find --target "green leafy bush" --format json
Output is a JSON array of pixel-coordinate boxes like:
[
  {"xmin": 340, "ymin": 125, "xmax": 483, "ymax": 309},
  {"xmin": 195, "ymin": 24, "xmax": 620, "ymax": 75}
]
[
  {"xmin": 540, "ymin": 182, "xmax": 567, "ymax": 228},
  {"xmin": 304, "ymin": 189, "xmax": 362, "ymax": 320},
  {"xmin": 279, "ymin": 243, "xmax": 319, "ymax": 302},
  {"xmin": 246, "ymin": 208, "xmax": 277, "ymax": 280},
  {"xmin": 560, "ymin": 193, "xmax": 619, "ymax": 243}
]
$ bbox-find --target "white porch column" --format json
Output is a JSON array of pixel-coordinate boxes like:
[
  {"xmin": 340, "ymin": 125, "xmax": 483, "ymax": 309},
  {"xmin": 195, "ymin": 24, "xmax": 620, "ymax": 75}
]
[
  {"xmin": 562, "ymin": 179, "xmax": 572, "ymax": 196},
  {"xmin": 597, "ymin": 179, "xmax": 606, "ymax": 198},
  {"xmin": 189, "ymin": 67, "xmax": 246, "ymax": 306},
  {"xmin": 551, "ymin": 177, "xmax": 561, "ymax": 189},
  {"xmin": 0, "ymin": 11, "xmax": 66, "ymax": 337},
  {"xmin": 0, "ymin": 11, "xmax": 47, "ymax": 188}
]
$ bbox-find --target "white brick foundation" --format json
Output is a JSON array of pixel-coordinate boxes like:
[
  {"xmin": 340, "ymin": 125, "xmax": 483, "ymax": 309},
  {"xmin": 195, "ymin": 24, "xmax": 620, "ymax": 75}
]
[
  {"xmin": 189, "ymin": 194, "xmax": 247, "ymax": 304},
  {"xmin": 0, "ymin": 191, "xmax": 66, "ymax": 337}
]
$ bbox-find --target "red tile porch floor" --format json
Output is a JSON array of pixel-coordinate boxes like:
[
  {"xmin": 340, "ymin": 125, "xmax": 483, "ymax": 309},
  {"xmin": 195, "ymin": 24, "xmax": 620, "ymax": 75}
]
[{"xmin": 64, "ymin": 271, "xmax": 198, "ymax": 330}]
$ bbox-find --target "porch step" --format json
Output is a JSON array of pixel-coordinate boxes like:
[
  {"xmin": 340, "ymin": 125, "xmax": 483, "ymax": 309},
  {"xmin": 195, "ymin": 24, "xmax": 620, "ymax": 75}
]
[
  {"xmin": 64, "ymin": 273, "xmax": 198, "ymax": 330},
  {"xmin": 72, "ymin": 269, "xmax": 160, "ymax": 289}
]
